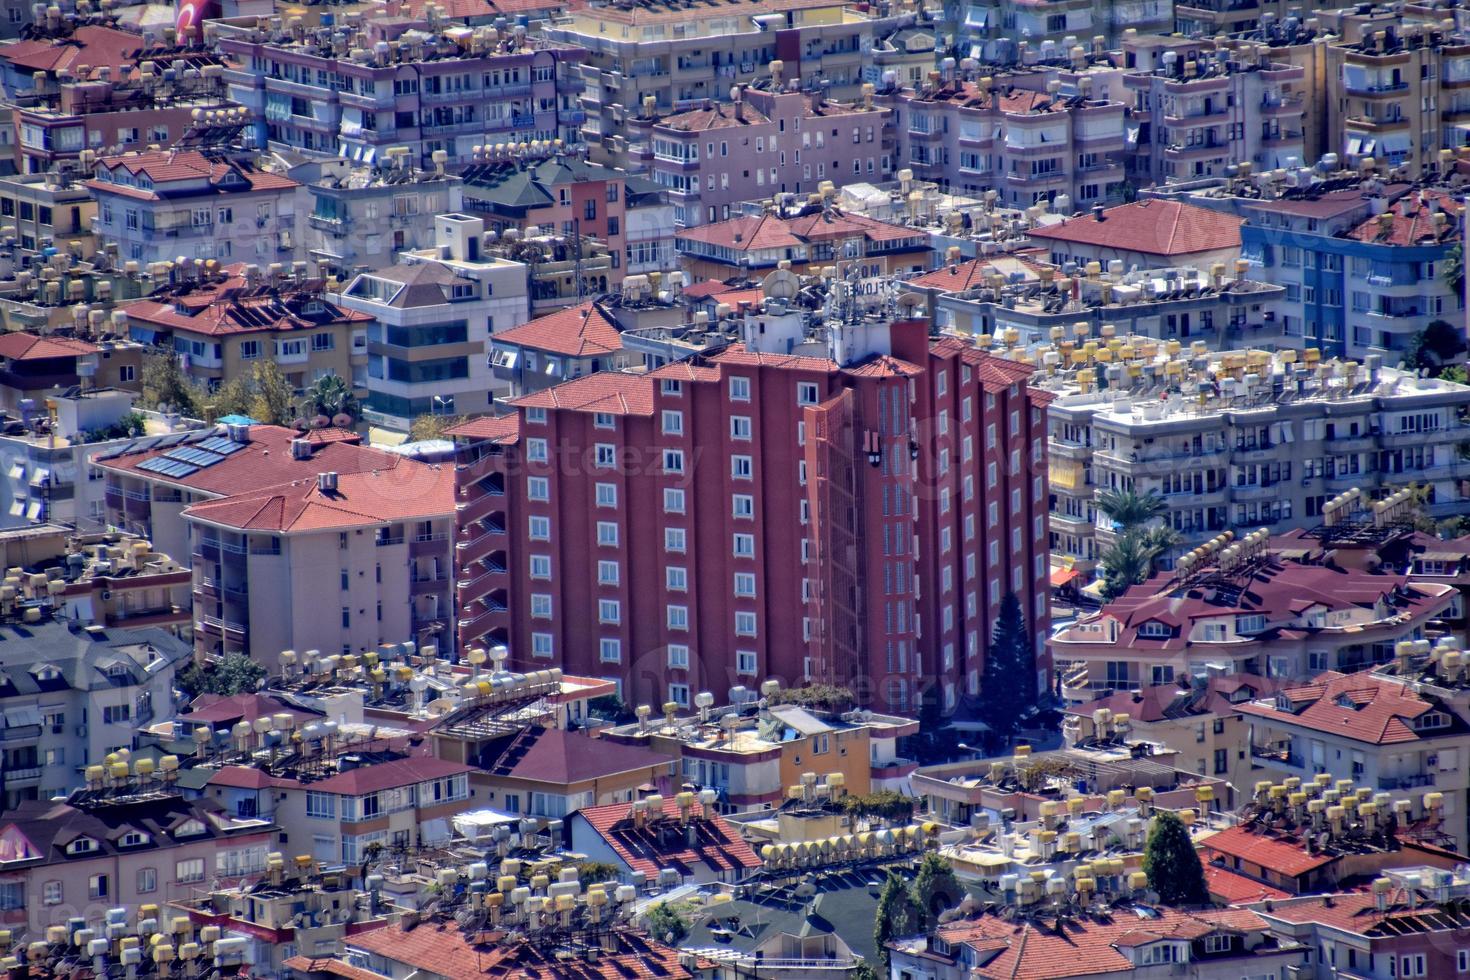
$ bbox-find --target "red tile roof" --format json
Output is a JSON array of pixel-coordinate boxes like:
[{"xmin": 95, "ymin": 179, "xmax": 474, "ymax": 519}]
[
  {"xmin": 677, "ymin": 209, "xmax": 920, "ymax": 252},
  {"xmin": 1026, "ymin": 200, "xmax": 1244, "ymax": 256},
  {"xmin": 446, "ymin": 414, "xmax": 521, "ymax": 444},
  {"xmin": 0, "ymin": 332, "xmax": 99, "ymax": 361},
  {"xmin": 1069, "ymin": 675, "xmax": 1284, "ymax": 724},
  {"xmin": 180, "ymin": 462, "xmax": 455, "ymax": 533},
  {"xmin": 207, "ymin": 766, "xmax": 281, "ymax": 790},
  {"xmin": 1258, "ymin": 891, "xmax": 1457, "ymax": 934},
  {"xmin": 93, "ymin": 425, "xmax": 405, "ymax": 497},
  {"xmin": 0, "ymin": 25, "xmax": 145, "ymax": 76},
  {"xmin": 1233, "ymin": 671, "xmax": 1441, "ymax": 745},
  {"xmin": 307, "ymin": 757, "xmax": 474, "ymax": 795},
  {"xmin": 575, "ymin": 798, "xmax": 761, "ymax": 880},
  {"xmin": 1204, "ymin": 865, "xmax": 1291, "ymax": 904},
  {"xmin": 1200, "ymin": 825, "xmax": 1335, "ymax": 878},
  {"xmin": 86, "ymin": 152, "xmax": 298, "ymax": 202},
  {"xmin": 656, "ymin": 101, "xmax": 772, "ymax": 131},
  {"xmin": 510, "ymin": 372, "xmax": 656, "ymax": 417},
  {"xmin": 181, "ymin": 692, "xmax": 316, "ymax": 727},
  {"xmin": 926, "ymin": 906, "xmax": 1274, "ymax": 979},
  {"xmin": 681, "ymin": 279, "xmax": 741, "ymax": 298},
  {"xmin": 491, "ymin": 301, "xmax": 623, "ymax": 357},
  {"xmin": 124, "ymin": 265, "xmax": 370, "ymax": 337},
  {"xmin": 1344, "ymin": 189, "xmax": 1463, "ymax": 247},
  {"xmin": 282, "ymin": 956, "xmax": 384, "ymax": 980},
  {"xmin": 344, "ymin": 922, "xmax": 694, "ymax": 980},
  {"xmin": 495, "ymin": 728, "xmax": 674, "ymax": 785}
]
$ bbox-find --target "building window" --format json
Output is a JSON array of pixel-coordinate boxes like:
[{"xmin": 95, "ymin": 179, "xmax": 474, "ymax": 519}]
[
  {"xmin": 668, "ymin": 644, "xmax": 690, "ymax": 668},
  {"xmin": 88, "ymin": 875, "xmax": 108, "ymax": 900},
  {"xmin": 529, "ymin": 516, "xmax": 551, "ymax": 540},
  {"xmin": 595, "ymin": 482, "xmax": 616, "ymax": 507},
  {"xmin": 736, "ymin": 650, "xmax": 757, "ymax": 675},
  {"xmin": 527, "ymin": 476, "xmax": 549, "ymax": 501},
  {"xmin": 597, "ymin": 560, "xmax": 619, "ymax": 585},
  {"xmin": 734, "ymin": 611, "xmax": 757, "ymax": 636},
  {"xmin": 730, "ymin": 416, "xmax": 752, "ymax": 440},
  {"xmin": 664, "ymin": 488, "xmax": 686, "ymax": 513},
  {"xmin": 599, "ymin": 599, "xmax": 621, "ymax": 624},
  {"xmin": 797, "ymin": 382, "xmax": 819, "ymax": 405},
  {"xmin": 663, "ymin": 449, "xmax": 685, "ymax": 474},
  {"xmin": 531, "ymin": 594, "xmax": 552, "ymax": 618},
  {"xmin": 731, "ymin": 456, "xmax": 752, "ymax": 479},
  {"xmin": 666, "ymin": 566, "xmax": 688, "ymax": 591},
  {"xmin": 669, "ymin": 684, "xmax": 690, "ymax": 706},
  {"xmin": 532, "ymin": 633, "xmax": 554, "ymax": 658},
  {"xmin": 668, "ymin": 605, "xmax": 689, "ymax": 630},
  {"xmin": 42, "ymin": 881, "xmax": 61, "ymax": 906},
  {"xmin": 732, "ymin": 494, "xmax": 754, "ymax": 519},
  {"xmin": 599, "ymin": 638, "xmax": 621, "ymax": 663},
  {"xmin": 526, "ymin": 438, "xmax": 548, "ymax": 463},
  {"xmin": 734, "ymin": 572, "xmax": 756, "ymax": 597},
  {"xmin": 664, "ymin": 528, "xmax": 686, "ymax": 553},
  {"xmin": 730, "ymin": 376, "xmax": 751, "ymax": 400},
  {"xmin": 136, "ymin": 867, "xmax": 157, "ymax": 893}
]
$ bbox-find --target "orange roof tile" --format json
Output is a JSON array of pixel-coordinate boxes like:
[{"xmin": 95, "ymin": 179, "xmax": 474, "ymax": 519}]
[
  {"xmin": 1200, "ymin": 825, "xmax": 1336, "ymax": 878},
  {"xmin": 86, "ymin": 152, "xmax": 298, "ymax": 202},
  {"xmin": 509, "ymin": 372, "xmax": 656, "ymax": 417},
  {"xmin": 1204, "ymin": 865, "xmax": 1291, "ymax": 904},
  {"xmin": 491, "ymin": 301, "xmax": 622, "ymax": 357},
  {"xmin": 1026, "ymin": 200, "xmax": 1243, "ymax": 256},
  {"xmin": 0, "ymin": 332, "xmax": 99, "ymax": 361},
  {"xmin": 1344, "ymin": 190, "xmax": 1463, "ymax": 247},
  {"xmin": 446, "ymin": 414, "xmax": 521, "ymax": 444},
  {"xmin": 181, "ymin": 462, "xmax": 455, "ymax": 533},
  {"xmin": 1232, "ymin": 671, "xmax": 1440, "ymax": 745},
  {"xmin": 0, "ymin": 25, "xmax": 144, "ymax": 76},
  {"xmin": 575, "ymin": 798, "xmax": 761, "ymax": 880}
]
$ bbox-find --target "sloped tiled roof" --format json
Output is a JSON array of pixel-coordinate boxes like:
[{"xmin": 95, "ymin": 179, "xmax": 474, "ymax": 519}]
[
  {"xmin": 491, "ymin": 301, "xmax": 623, "ymax": 357},
  {"xmin": 510, "ymin": 372, "xmax": 657, "ymax": 417},
  {"xmin": 1233, "ymin": 671, "xmax": 1442, "ymax": 745},
  {"xmin": 86, "ymin": 152, "xmax": 297, "ymax": 201},
  {"xmin": 180, "ymin": 462, "xmax": 455, "ymax": 533},
  {"xmin": 0, "ymin": 332, "xmax": 99, "ymax": 361},
  {"xmin": 0, "ymin": 25, "xmax": 145, "ymax": 76},
  {"xmin": 1200, "ymin": 824, "xmax": 1336, "ymax": 878},
  {"xmin": 491, "ymin": 727, "xmax": 674, "ymax": 785},
  {"xmin": 1026, "ymin": 200, "xmax": 1244, "ymax": 256},
  {"xmin": 575, "ymin": 797, "xmax": 761, "ymax": 879},
  {"xmin": 306, "ymin": 756, "xmax": 474, "ymax": 795},
  {"xmin": 1343, "ymin": 189, "xmax": 1463, "ymax": 247},
  {"xmin": 1204, "ymin": 865, "xmax": 1292, "ymax": 904},
  {"xmin": 445, "ymin": 414, "xmax": 521, "ymax": 444}
]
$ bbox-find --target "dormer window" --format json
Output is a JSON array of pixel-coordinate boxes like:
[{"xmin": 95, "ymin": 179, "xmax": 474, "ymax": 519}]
[
  {"xmin": 118, "ymin": 831, "xmax": 148, "ymax": 848},
  {"xmin": 1138, "ymin": 621, "xmax": 1171, "ymax": 638},
  {"xmin": 173, "ymin": 819, "xmax": 206, "ymax": 838},
  {"xmin": 31, "ymin": 665, "xmax": 60, "ymax": 682},
  {"xmin": 1203, "ymin": 934, "xmax": 1232, "ymax": 954},
  {"xmin": 1414, "ymin": 711, "xmax": 1450, "ymax": 731},
  {"xmin": 1138, "ymin": 942, "xmax": 1184, "ymax": 965},
  {"xmin": 66, "ymin": 837, "xmax": 98, "ymax": 855},
  {"xmin": 1335, "ymin": 693, "xmax": 1362, "ymax": 711}
]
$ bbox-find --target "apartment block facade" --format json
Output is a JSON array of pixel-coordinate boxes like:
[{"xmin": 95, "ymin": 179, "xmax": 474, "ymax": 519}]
[
  {"xmin": 218, "ymin": 21, "xmax": 587, "ymax": 168},
  {"xmin": 453, "ymin": 315, "xmax": 1051, "ymax": 717}
]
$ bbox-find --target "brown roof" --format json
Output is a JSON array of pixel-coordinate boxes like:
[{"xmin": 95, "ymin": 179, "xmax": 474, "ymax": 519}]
[
  {"xmin": 575, "ymin": 798, "xmax": 762, "ymax": 879},
  {"xmin": 1344, "ymin": 189, "xmax": 1463, "ymax": 247},
  {"xmin": 307, "ymin": 757, "xmax": 475, "ymax": 795},
  {"xmin": 656, "ymin": 101, "xmax": 771, "ymax": 131},
  {"xmin": 677, "ymin": 208, "xmax": 920, "ymax": 252},
  {"xmin": 1200, "ymin": 824, "xmax": 1337, "ymax": 878},
  {"xmin": 181, "ymin": 463, "xmax": 454, "ymax": 533},
  {"xmin": 1026, "ymin": 200, "xmax": 1243, "ymax": 256},
  {"xmin": 510, "ymin": 372, "xmax": 657, "ymax": 417},
  {"xmin": 125, "ymin": 265, "xmax": 369, "ymax": 337},
  {"xmin": 446, "ymin": 414, "xmax": 521, "ymax": 444},
  {"xmin": 493, "ymin": 728, "xmax": 674, "ymax": 785},
  {"xmin": 86, "ymin": 152, "xmax": 297, "ymax": 201},
  {"xmin": 0, "ymin": 25, "xmax": 144, "ymax": 76}
]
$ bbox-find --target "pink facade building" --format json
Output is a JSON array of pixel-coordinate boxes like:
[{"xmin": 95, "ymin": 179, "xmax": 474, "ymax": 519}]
[
  {"xmin": 628, "ymin": 85, "xmax": 891, "ymax": 229},
  {"xmin": 452, "ymin": 313, "xmax": 1051, "ymax": 717}
]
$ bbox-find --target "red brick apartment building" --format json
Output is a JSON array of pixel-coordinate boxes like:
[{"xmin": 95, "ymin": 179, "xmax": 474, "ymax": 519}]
[{"xmin": 451, "ymin": 315, "xmax": 1050, "ymax": 716}]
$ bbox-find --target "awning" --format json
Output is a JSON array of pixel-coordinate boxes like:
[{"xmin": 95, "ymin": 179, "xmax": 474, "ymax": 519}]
[
  {"xmin": 1081, "ymin": 579, "xmax": 1108, "ymax": 599},
  {"xmin": 4, "ymin": 705, "xmax": 40, "ymax": 728},
  {"xmin": 9, "ymin": 497, "xmax": 24, "ymax": 518},
  {"xmin": 1051, "ymin": 568, "xmax": 1084, "ymax": 588},
  {"xmin": 129, "ymin": 327, "xmax": 159, "ymax": 345}
]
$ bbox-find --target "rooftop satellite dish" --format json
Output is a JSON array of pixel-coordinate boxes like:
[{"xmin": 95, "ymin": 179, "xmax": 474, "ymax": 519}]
[
  {"xmin": 425, "ymin": 698, "xmax": 455, "ymax": 717},
  {"xmin": 762, "ymin": 268, "xmax": 799, "ymax": 301}
]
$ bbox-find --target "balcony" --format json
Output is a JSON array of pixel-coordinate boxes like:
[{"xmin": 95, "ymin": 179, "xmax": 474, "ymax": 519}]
[
  {"xmin": 0, "ymin": 724, "xmax": 41, "ymax": 743},
  {"xmin": 1251, "ymin": 744, "xmax": 1303, "ymax": 769},
  {"xmin": 1379, "ymin": 772, "xmax": 1436, "ymax": 790},
  {"xmin": 4, "ymin": 766, "xmax": 42, "ymax": 783}
]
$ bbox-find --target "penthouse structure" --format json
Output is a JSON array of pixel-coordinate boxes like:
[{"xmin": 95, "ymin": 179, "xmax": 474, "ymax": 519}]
[
  {"xmin": 1123, "ymin": 35, "xmax": 1308, "ymax": 184},
  {"xmin": 629, "ymin": 83, "xmax": 891, "ymax": 228},
  {"xmin": 545, "ymin": 0, "xmax": 923, "ymax": 166},
  {"xmin": 338, "ymin": 214, "xmax": 530, "ymax": 427},
  {"xmin": 217, "ymin": 16, "xmax": 587, "ymax": 167},
  {"xmin": 675, "ymin": 202, "xmax": 931, "ymax": 280},
  {"xmin": 86, "ymin": 148, "xmax": 301, "ymax": 264},
  {"xmin": 0, "ymin": 170, "xmax": 96, "ymax": 259},
  {"xmin": 941, "ymin": 0, "xmax": 1172, "ymax": 58},
  {"xmin": 1034, "ymin": 345, "xmax": 1470, "ymax": 571},
  {"xmin": 121, "ymin": 262, "xmax": 372, "ymax": 398},
  {"xmin": 883, "ymin": 74, "xmax": 1127, "ymax": 208},
  {"xmin": 453, "ymin": 292, "xmax": 1051, "ymax": 715},
  {"xmin": 1050, "ymin": 531, "xmax": 1455, "ymax": 700}
]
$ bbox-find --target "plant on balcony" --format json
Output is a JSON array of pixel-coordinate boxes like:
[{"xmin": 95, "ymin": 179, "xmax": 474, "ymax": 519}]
[
  {"xmin": 177, "ymin": 653, "xmax": 266, "ymax": 699},
  {"xmin": 1097, "ymin": 488, "xmax": 1168, "ymax": 530},
  {"xmin": 840, "ymin": 790, "xmax": 915, "ymax": 825},
  {"xmin": 1142, "ymin": 810, "xmax": 1209, "ymax": 906}
]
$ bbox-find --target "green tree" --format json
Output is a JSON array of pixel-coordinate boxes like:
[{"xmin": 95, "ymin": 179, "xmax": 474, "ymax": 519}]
[
  {"xmin": 248, "ymin": 360, "xmax": 295, "ymax": 426},
  {"xmin": 1442, "ymin": 365, "xmax": 1469, "ymax": 384},
  {"xmin": 768, "ymin": 684, "xmax": 856, "ymax": 713},
  {"xmin": 139, "ymin": 351, "xmax": 205, "ymax": 418},
  {"xmin": 910, "ymin": 853, "xmax": 962, "ymax": 929},
  {"xmin": 848, "ymin": 964, "xmax": 881, "ymax": 980},
  {"xmin": 1099, "ymin": 528, "xmax": 1178, "ymax": 601},
  {"xmin": 873, "ymin": 872, "xmax": 920, "ymax": 971},
  {"xmin": 840, "ymin": 790, "xmax": 916, "ymax": 825},
  {"xmin": 1443, "ymin": 241, "xmax": 1465, "ymax": 300},
  {"xmin": 1142, "ymin": 811, "xmax": 1209, "ymax": 906},
  {"xmin": 207, "ymin": 374, "xmax": 258, "ymax": 423},
  {"xmin": 980, "ymin": 592, "xmax": 1034, "ymax": 737},
  {"xmin": 305, "ymin": 373, "xmax": 358, "ymax": 422},
  {"xmin": 409, "ymin": 413, "xmax": 462, "ymax": 442},
  {"xmin": 1097, "ymin": 488, "xmax": 1168, "ymax": 531},
  {"xmin": 1406, "ymin": 320, "xmax": 1468, "ymax": 374},
  {"xmin": 177, "ymin": 653, "xmax": 266, "ymax": 699},
  {"xmin": 644, "ymin": 902, "xmax": 689, "ymax": 945}
]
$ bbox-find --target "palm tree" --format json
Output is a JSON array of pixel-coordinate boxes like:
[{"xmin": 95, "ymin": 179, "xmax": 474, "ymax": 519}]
[
  {"xmin": 1097, "ymin": 488, "xmax": 1168, "ymax": 531},
  {"xmin": 1099, "ymin": 532, "xmax": 1157, "ymax": 601},
  {"xmin": 1136, "ymin": 525, "xmax": 1184, "ymax": 573},
  {"xmin": 304, "ymin": 373, "xmax": 358, "ymax": 422}
]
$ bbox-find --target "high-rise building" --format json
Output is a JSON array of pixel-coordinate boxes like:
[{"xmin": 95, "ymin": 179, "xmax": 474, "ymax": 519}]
[{"xmin": 452, "ymin": 298, "xmax": 1050, "ymax": 717}]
